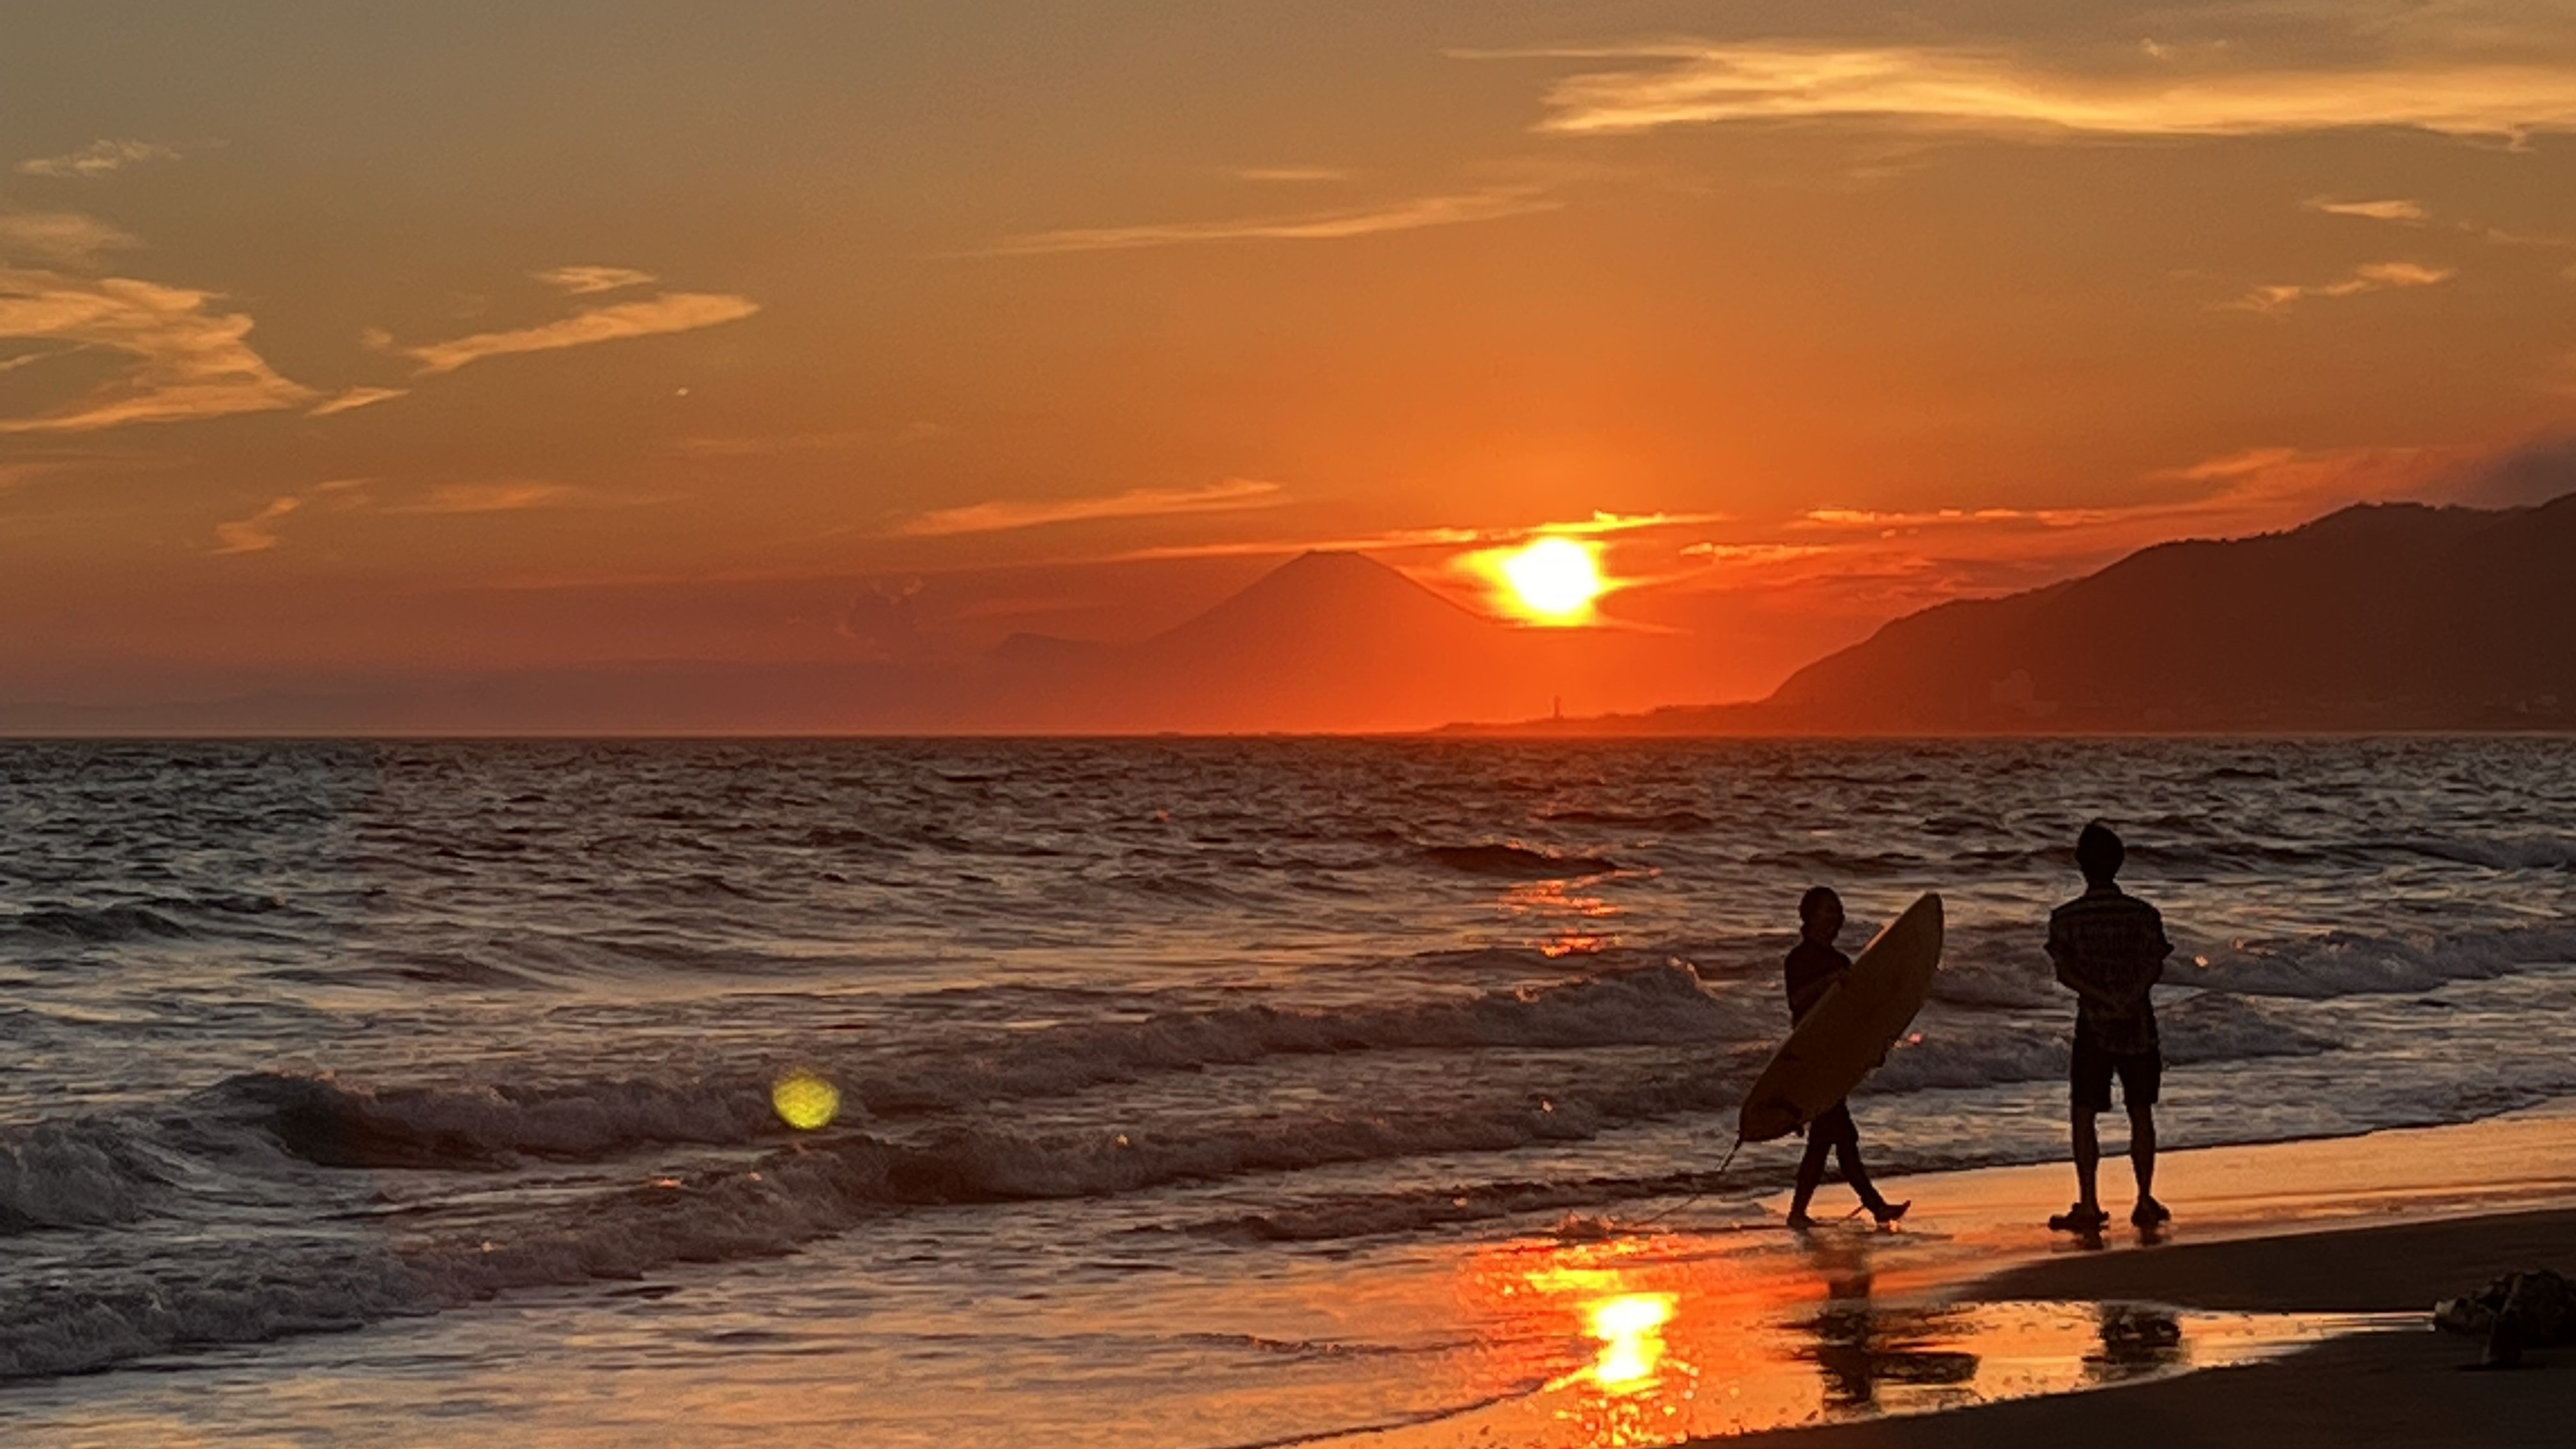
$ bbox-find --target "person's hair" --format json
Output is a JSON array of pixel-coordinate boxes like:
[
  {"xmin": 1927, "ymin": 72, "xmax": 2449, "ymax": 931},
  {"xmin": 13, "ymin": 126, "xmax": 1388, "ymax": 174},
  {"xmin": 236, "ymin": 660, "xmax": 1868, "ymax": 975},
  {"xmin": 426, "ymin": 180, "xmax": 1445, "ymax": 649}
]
[
  {"xmin": 1799, "ymin": 885, "xmax": 1843, "ymax": 924},
  {"xmin": 2076, "ymin": 821, "xmax": 2124, "ymax": 884}
]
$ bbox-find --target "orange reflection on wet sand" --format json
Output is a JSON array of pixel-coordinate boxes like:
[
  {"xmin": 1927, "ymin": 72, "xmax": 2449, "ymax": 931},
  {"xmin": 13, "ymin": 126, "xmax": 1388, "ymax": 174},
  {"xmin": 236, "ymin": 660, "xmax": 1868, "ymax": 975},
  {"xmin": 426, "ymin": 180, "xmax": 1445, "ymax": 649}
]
[{"xmin": 1397, "ymin": 1223, "xmax": 2399, "ymax": 1449}]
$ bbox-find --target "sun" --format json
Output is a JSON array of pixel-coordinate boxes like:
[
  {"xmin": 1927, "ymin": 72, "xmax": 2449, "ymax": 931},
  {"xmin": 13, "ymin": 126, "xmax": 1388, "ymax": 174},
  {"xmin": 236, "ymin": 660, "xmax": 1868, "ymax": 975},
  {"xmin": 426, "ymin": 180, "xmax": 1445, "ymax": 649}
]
[{"xmin": 1498, "ymin": 537, "xmax": 1606, "ymax": 620}]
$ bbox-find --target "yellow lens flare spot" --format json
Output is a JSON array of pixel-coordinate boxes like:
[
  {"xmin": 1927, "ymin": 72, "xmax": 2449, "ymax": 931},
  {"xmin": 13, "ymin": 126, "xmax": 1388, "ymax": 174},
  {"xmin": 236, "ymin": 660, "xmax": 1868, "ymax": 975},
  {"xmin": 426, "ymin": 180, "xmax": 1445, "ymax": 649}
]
[
  {"xmin": 770, "ymin": 1069, "xmax": 841, "ymax": 1130},
  {"xmin": 1494, "ymin": 537, "xmax": 1606, "ymax": 622}
]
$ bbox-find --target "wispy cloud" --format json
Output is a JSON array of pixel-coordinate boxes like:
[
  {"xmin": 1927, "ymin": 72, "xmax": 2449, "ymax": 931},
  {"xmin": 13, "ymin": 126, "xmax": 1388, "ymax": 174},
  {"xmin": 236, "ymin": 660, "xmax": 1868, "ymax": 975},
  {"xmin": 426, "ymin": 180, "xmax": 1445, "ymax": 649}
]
[
  {"xmin": 0, "ymin": 266, "xmax": 318, "ymax": 433},
  {"xmin": 1091, "ymin": 510, "xmax": 1729, "ymax": 566},
  {"xmin": 386, "ymin": 481, "xmax": 575, "ymax": 514},
  {"xmin": 900, "ymin": 479, "xmax": 1283, "ymax": 537},
  {"xmin": 1487, "ymin": 43, "xmax": 2576, "ymax": 141},
  {"xmin": 0, "ymin": 210, "xmax": 138, "ymax": 266},
  {"xmin": 674, "ymin": 425, "xmax": 935, "ymax": 457},
  {"xmin": 17, "ymin": 139, "xmax": 179, "ymax": 180},
  {"xmin": 1793, "ymin": 503, "xmax": 2107, "ymax": 530},
  {"xmin": 1660, "ymin": 441, "xmax": 2463, "ymax": 615},
  {"xmin": 307, "ymin": 386, "xmax": 409, "ymax": 417},
  {"xmin": 533, "ymin": 264, "xmax": 657, "ymax": 296},
  {"xmin": 381, "ymin": 290, "xmax": 760, "ymax": 375},
  {"xmin": 2232, "ymin": 259, "xmax": 2453, "ymax": 311},
  {"xmin": 208, "ymin": 477, "xmax": 579, "ymax": 554},
  {"xmin": 975, "ymin": 186, "xmax": 1559, "ymax": 256},
  {"xmin": 2308, "ymin": 197, "xmax": 2428, "ymax": 222},
  {"xmin": 210, "ymin": 479, "xmax": 369, "ymax": 556},
  {"xmin": 1102, "ymin": 525, "xmax": 1485, "ymax": 563}
]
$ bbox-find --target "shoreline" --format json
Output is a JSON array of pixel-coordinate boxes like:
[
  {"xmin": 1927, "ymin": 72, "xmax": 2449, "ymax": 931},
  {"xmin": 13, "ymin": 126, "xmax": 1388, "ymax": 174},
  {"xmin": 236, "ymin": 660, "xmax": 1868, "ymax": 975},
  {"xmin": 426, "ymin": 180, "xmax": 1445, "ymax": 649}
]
[
  {"xmin": 1719, "ymin": 1209, "xmax": 2575, "ymax": 1448},
  {"xmin": 1707, "ymin": 1111, "xmax": 2576, "ymax": 1446}
]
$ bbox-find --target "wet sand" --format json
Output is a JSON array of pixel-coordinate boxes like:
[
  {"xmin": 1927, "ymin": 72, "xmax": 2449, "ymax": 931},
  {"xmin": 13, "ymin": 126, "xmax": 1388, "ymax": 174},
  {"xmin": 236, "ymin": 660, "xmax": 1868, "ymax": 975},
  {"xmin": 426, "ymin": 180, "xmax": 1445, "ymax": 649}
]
[{"xmin": 1722, "ymin": 1124, "xmax": 2576, "ymax": 1448}]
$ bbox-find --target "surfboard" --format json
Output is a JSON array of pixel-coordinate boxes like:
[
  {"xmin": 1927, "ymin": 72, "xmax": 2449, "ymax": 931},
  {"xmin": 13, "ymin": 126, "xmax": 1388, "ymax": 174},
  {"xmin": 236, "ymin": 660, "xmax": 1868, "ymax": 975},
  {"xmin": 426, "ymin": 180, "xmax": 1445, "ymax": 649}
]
[{"xmin": 1736, "ymin": 893, "xmax": 1943, "ymax": 1144}]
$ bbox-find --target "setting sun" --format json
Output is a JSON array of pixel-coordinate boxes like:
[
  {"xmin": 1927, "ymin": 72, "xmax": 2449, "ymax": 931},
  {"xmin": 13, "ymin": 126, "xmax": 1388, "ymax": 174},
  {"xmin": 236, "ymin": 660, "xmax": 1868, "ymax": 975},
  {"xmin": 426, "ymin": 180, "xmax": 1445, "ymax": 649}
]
[{"xmin": 1497, "ymin": 538, "xmax": 1607, "ymax": 622}]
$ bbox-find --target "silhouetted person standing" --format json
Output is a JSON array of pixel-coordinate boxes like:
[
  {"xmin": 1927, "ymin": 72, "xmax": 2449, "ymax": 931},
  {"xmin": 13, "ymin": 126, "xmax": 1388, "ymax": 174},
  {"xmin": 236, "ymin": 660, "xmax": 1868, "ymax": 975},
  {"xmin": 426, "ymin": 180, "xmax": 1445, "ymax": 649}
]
[
  {"xmin": 1784, "ymin": 887, "xmax": 1908, "ymax": 1229},
  {"xmin": 2048, "ymin": 823, "xmax": 2172, "ymax": 1233}
]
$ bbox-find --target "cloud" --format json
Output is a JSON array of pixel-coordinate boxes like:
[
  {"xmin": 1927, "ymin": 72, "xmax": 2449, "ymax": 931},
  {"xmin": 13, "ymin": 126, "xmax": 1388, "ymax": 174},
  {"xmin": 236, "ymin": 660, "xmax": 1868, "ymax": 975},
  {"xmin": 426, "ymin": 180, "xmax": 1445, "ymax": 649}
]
[
  {"xmin": 207, "ymin": 477, "xmax": 578, "ymax": 553},
  {"xmin": 17, "ymin": 139, "xmax": 179, "ymax": 180},
  {"xmin": 2308, "ymin": 197, "xmax": 2428, "ymax": 222},
  {"xmin": 900, "ymin": 479, "xmax": 1283, "ymax": 537},
  {"xmin": 0, "ymin": 266, "xmax": 318, "ymax": 433},
  {"xmin": 1489, "ymin": 43, "xmax": 2576, "ymax": 141},
  {"xmin": 209, "ymin": 479, "xmax": 369, "ymax": 556},
  {"xmin": 675, "ymin": 428, "xmax": 887, "ymax": 457},
  {"xmin": 975, "ymin": 186, "xmax": 1559, "ymax": 256},
  {"xmin": 307, "ymin": 386, "xmax": 410, "ymax": 417},
  {"xmin": 2232, "ymin": 259, "xmax": 2453, "ymax": 311},
  {"xmin": 387, "ymin": 481, "xmax": 575, "ymax": 514},
  {"xmin": 383, "ymin": 291, "xmax": 760, "ymax": 374},
  {"xmin": 533, "ymin": 264, "xmax": 657, "ymax": 295},
  {"xmin": 1101, "ymin": 525, "xmax": 1486, "ymax": 563},
  {"xmin": 1542, "ymin": 509, "xmax": 1733, "ymax": 536},
  {"xmin": 1092, "ymin": 510, "xmax": 1732, "ymax": 565},
  {"xmin": 0, "ymin": 210, "xmax": 138, "ymax": 266},
  {"xmin": 1793, "ymin": 504, "xmax": 2106, "ymax": 529}
]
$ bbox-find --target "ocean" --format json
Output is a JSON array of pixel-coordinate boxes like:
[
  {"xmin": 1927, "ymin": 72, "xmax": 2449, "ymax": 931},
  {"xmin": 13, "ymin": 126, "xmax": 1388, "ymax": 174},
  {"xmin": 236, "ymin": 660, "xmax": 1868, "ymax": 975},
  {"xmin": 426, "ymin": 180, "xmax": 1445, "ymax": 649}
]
[{"xmin": 2, "ymin": 737, "xmax": 2572, "ymax": 1444}]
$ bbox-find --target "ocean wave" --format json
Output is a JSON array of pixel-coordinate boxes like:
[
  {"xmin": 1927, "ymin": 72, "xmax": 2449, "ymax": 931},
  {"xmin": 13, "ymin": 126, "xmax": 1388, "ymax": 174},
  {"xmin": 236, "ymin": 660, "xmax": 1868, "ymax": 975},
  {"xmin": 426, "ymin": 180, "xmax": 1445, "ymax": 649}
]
[
  {"xmin": 6, "ymin": 903, "xmax": 196, "ymax": 944},
  {"xmin": 208, "ymin": 1071, "xmax": 778, "ymax": 1170},
  {"xmin": 2186, "ymin": 923, "xmax": 2576, "ymax": 999},
  {"xmin": 0, "ymin": 1121, "xmax": 172, "ymax": 1234},
  {"xmin": 0, "ymin": 1245, "xmax": 424, "ymax": 1379},
  {"xmin": 1871, "ymin": 993, "xmax": 2336, "ymax": 1095},
  {"xmin": 2384, "ymin": 836, "xmax": 2576, "ymax": 871},
  {"xmin": 3, "ymin": 891, "xmax": 298, "ymax": 946},
  {"xmin": 847, "ymin": 963, "xmax": 1751, "ymax": 1115},
  {"xmin": 1535, "ymin": 808, "xmax": 1715, "ymax": 832},
  {"xmin": 0, "ymin": 1091, "xmax": 1732, "ymax": 1379},
  {"xmin": 1420, "ymin": 843, "xmax": 1624, "ymax": 878},
  {"xmin": 178, "ymin": 965, "xmax": 1758, "ymax": 1170}
]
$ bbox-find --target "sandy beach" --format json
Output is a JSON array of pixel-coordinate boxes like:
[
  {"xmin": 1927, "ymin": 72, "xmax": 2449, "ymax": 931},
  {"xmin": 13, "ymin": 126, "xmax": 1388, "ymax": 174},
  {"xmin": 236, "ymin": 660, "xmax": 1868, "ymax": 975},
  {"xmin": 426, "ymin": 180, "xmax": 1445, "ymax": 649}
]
[
  {"xmin": 1715, "ymin": 1115, "xmax": 2576, "ymax": 1448},
  {"xmin": 1733, "ymin": 1209, "xmax": 2576, "ymax": 1448}
]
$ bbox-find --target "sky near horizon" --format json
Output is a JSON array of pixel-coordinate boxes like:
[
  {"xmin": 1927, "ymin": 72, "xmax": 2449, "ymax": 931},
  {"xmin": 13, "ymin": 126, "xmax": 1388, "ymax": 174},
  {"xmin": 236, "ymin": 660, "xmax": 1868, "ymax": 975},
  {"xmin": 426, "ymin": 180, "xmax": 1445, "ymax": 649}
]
[{"xmin": 6, "ymin": 1, "xmax": 2576, "ymax": 719}]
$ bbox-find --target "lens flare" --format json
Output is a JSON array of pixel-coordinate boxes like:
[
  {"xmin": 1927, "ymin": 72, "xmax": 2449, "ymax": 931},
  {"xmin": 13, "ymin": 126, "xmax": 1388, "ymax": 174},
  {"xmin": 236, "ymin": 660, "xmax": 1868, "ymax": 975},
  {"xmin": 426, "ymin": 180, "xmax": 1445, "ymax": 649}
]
[
  {"xmin": 770, "ymin": 1069, "xmax": 840, "ymax": 1130},
  {"xmin": 1498, "ymin": 537, "xmax": 1606, "ymax": 620}
]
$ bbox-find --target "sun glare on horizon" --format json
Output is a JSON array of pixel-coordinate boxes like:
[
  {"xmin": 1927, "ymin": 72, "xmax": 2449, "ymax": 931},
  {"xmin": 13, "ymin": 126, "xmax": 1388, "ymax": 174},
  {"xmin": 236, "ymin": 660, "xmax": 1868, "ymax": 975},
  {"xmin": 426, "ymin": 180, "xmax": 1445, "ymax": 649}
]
[{"xmin": 1495, "ymin": 537, "xmax": 1607, "ymax": 623}]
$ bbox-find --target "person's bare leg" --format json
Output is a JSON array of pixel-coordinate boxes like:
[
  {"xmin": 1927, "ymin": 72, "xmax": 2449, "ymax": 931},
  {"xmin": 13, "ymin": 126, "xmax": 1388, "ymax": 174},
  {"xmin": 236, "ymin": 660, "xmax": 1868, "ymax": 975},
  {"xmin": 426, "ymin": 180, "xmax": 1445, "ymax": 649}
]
[
  {"xmin": 2128, "ymin": 1104, "xmax": 2156, "ymax": 1199},
  {"xmin": 2128, "ymin": 1103, "xmax": 2167, "ymax": 1225},
  {"xmin": 1790, "ymin": 1131, "xmax": 1832, "ymax": 1226},
  {"xmin": 1835, "ymin": 1136, "xmax": 1908, "ymax": 1223},
  {"xmin": 2072, "ymin": 1107, "xmax": 2101, "ymax": 1214}
]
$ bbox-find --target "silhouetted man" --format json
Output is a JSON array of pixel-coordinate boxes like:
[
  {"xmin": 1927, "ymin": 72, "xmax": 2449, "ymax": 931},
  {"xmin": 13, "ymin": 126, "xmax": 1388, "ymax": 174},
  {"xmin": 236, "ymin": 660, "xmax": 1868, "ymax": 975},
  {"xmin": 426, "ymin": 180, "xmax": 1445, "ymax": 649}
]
[
  {"xmin": 1784, "ymin": 886, "xmax": 1908, "ymax": 1230},
  {"xmin": 2048, "ymin": 823, "xmax": 2172, "ymax": 1234}
]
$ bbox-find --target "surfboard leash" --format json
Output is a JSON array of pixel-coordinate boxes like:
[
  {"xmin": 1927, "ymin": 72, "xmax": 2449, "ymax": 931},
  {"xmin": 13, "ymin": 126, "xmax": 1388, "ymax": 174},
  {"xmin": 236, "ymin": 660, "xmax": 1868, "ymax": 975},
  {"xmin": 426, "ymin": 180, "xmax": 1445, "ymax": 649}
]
[{"xmin": 1621, "ymin": 1134, "xmax": 1742, "ymax": 1231}]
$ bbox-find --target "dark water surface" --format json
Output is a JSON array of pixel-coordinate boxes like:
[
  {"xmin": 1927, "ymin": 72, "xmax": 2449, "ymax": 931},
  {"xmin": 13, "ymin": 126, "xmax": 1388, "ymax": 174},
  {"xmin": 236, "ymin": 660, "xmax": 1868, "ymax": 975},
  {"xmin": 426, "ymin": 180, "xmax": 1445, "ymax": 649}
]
[{"xmin": 1, "ymin": 738, "xmax": 2570, "ymax": 1439}]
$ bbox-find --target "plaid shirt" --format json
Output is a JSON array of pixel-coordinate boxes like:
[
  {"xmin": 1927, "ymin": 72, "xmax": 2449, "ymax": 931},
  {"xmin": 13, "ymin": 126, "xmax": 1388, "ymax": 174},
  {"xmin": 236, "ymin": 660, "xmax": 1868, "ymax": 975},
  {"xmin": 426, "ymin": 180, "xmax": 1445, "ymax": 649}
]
[{"xmin": 2047, "ymin": 885, "xmax": 2170, "ymax": 1054}]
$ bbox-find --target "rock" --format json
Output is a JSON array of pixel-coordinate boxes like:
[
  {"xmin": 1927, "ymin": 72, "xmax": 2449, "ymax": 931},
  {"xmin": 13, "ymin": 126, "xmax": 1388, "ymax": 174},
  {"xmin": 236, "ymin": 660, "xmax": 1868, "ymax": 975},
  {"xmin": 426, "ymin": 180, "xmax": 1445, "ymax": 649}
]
[{"xmin": 2432, "ymin": 1268, "xmax": 2576, "ymax": 1351}]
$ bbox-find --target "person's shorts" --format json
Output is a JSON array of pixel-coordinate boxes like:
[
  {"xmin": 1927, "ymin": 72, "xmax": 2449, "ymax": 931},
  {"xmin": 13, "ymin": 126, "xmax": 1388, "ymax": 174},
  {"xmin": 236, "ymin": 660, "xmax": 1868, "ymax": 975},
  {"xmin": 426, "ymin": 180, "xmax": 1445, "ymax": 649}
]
[
  {"xmin": 1803, "ymin": 1100, "xmax": 1859, "ymax": 1145},
  {"xmin": 2071, "ymin": 1035, "xmax": 2161, "ymax": 1113}
]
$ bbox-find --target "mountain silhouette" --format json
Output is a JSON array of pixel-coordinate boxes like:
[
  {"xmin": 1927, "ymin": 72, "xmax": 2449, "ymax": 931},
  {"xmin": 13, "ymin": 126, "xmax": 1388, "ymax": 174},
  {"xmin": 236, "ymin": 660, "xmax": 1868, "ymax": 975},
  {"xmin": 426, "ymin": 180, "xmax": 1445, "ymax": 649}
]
[
  {"xmin": 1463, "ymin": 493, "xmax": 2576, "ymax": 735},
  {"xmin": 989, "ymin": 550, "xmax": 1610, "ymax": 732}
]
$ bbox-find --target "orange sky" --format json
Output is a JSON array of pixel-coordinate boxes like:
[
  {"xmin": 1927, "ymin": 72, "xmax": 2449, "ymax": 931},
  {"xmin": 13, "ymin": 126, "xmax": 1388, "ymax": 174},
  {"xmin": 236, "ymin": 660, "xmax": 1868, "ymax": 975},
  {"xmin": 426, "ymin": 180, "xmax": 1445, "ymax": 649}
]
[{"xmin": 5, "ymin": 3, "xmax": 2576, "ymax": 726}]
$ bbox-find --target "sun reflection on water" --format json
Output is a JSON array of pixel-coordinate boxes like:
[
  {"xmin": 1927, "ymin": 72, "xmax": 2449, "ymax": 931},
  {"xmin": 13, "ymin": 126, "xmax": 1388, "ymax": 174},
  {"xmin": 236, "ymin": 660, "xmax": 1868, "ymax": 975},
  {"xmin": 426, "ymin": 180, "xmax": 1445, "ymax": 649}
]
[
  {"xmin": 1424, "ymin": 1227, "xmax": 2401, "ymax": 1449},
  {"xmin": 1584, "ymin": 1292, "xmax": 1676, "ymax": 1392}
]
